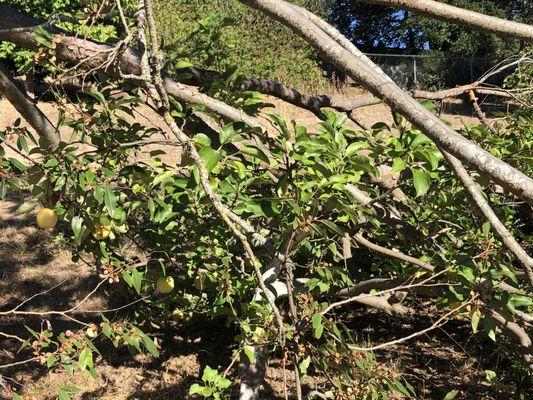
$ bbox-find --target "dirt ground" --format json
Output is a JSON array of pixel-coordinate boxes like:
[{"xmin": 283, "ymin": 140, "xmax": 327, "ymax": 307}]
[{"xmin": 1, "ymin": 92, "xmax": 530, "ymax": 399}]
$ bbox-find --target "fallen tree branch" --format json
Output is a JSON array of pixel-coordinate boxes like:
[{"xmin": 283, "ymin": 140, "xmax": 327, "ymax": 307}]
[
  {"xmin": 352, "ymin": 233, "xmax": 435, "ymax": 271},
  {"xmin": 0, "ymin": 4, "xmax": 267, "ymax": 133},
  {"xmin": 241, "ymin": 0, "xmax": 533, "ymax": 205},
  {"xmin": 360, "ymin": 0, "xmax": 533, "ymax": 41},
  {"xmin": 489, "ymin": 309, "xmax": 532, "ymax": 369}
]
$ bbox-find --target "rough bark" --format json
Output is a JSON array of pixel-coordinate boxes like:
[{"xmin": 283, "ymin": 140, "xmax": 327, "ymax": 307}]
[
  {"xmin": 0, "ymin": 62, "xmax": 59, "ymax": 150},
  {"xmin": 361, "ymin": 0, "xmax": 533, "ymax": 41},
  {"xmin": 240, "ymin": 0, "xmax": 533, "ymax": 205}
]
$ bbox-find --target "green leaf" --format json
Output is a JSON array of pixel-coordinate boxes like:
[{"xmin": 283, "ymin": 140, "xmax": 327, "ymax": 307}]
[
  {"xmin": 219, "ymin": 123, "xmax": 236, "ymax": 144},
  {"xmin": 411, "ymin": 167, "xmax": 430, "ymax": 197},
  {"xmin": 46, "ymin": 353, "xmax": 56, "ymax": 368},
  {"xmin": 391, "ymin": 157, "xmax": 406, "ymax": 174},
  {"xmin": 443, "ymin": 390, "xmax": 459, "ymax": 400},
  {"xmin": 483, "ymin": 317, "xmax": 497, "ymax": 341},
  {"xmin": 57, "ymin": 386, "xmax": 81, "ymax": 400},
  {"xmin": 239, "ymin": 146, "xmax": 270, "ymax": 164},
  {"xmin": 71, "ymin": 216, "xmax": 85, "ymax": 246},
  {"xmin": 8, "ymin": 157, "xmax": 27, "ymax": 172},
  {"xmin": 78, "ymin": 348, "xmax": 93, "ymax": 371},
  {"xmin": 93, "ymin": 186, "xmax": 104, "ymax": 204},
  {"xmin": 316, "ymin": 220, "xmax": 344, "ymax": 237},
  {"xmin": 189, "ymin": 383, "xmax": 212, "ymax": 396},
  {"xmin": 243, "ymin": 345, "xmax": 255, "ymax": 363},
  {"xmin": 484, "ymin": 369, "xmax": 496, "ymax": 382},
  {"xmin": 104, "ymin": 188, "xmax": 117, "ymax": 217},
  {"xmin": 17, "ymin": 136, "xmax": 29, "ymax": 153},
  {"xmin": 199, "ymin": 146, "xmax": 220, "ymax": 173},
  {"xmin": 482, "ymin": 221, "xmax": 491, "ymax": 237},
  {"xmin": 410, "ymin": 132, "xmax": 433, "ymax": 149},
  {"xmin": 420, "ymin": 100, "xmax": 438, "ymax": 111},
  {"xmin": 202, "ymin": 365, "xmax": 218, "ymax": 383},
  {"xmin": 65, "ymin": 363, "xmax": 74, "ymax": 376},
  {"xmin": 312, "ymin": 313, "xmax": 324, "ymax": 339},
  {"xmin": 299, "ymin": 356, "xmax": 311, "ymax": 375},
  {"xmin": 131, "ymin": 268, "xmax": 143, "ymax": 295},
  {"xmin": 345, "ymin": 141, "xmax": 369, "ymax": 157},
  {"xmin": 16, "ymin": 202, "xmax": 37, "ymax": 215},
  {"xmin": 471, "ymin": 311, "xmax": 480, "ymax": 333},
  {"xmin": 193, "ymin": 133, "xmax": 211, "ymax": 147},
  {"xmin": 142, "ymin": 335, "xmax": 160, "ymax": 357}
]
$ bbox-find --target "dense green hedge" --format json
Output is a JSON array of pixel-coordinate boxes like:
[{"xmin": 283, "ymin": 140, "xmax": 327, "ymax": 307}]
[{"xmin": 154, "ymin": 0, "xmax": 329, "ymax": 89}]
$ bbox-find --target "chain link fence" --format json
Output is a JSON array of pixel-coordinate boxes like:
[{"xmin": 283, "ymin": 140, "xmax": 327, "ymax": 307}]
[{"xmin": 334, "ymin": 54, "xmax": 510, "ymax": 91}]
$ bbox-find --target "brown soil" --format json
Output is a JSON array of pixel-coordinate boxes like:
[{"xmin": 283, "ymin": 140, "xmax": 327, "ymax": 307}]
[{"xmin": 1, "ymin": 94, "xmax": 530, "ymax": 400}]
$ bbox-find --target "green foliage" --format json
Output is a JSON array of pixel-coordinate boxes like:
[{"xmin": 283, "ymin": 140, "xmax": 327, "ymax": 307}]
[
  {"xmin": 155, "ymin": 0, "xmax": 328, "ymax": 88},
  {"xmin": 1, "ymin": 12, "xmax": 532, "ymax": 395},
  {"xmin": 3, "ymin": 83, "xmax": 531, "ymax": 396},
  {"xmin": 189, "ymin": 366, "xmax": 231, "ymax": 399}
]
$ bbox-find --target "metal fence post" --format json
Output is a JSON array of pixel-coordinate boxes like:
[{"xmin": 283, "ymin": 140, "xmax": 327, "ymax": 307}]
[{"xmin": 413, "ymin": 57, "xmax": 417, "ymax": 84}]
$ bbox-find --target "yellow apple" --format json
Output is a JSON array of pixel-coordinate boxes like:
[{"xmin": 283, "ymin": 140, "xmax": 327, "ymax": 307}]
[
  {"xmin": 36, "ymin": 208, "xmax": 58, "ymax": 229},
  {"xmin": 171, "ymin": 308, "xmax": 185, "ymax": 321},
  {"xmin": 93, "ymin": 225, "xmax": 111, "ymax": 240},
  {"xmin": 156, "ymin": 276, "xmax": 175, "ymax": 294}
]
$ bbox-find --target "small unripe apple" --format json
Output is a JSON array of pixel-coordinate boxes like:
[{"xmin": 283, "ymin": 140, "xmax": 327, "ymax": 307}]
[
  {"xmin": 36, "ymin": 208, "xmax": 58, "ymax": 229},
  {"xmin": 156, "ymin": 276, "xmax": 175, "ymax": 294}
]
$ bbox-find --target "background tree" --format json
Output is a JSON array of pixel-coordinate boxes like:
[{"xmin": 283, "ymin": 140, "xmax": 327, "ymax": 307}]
[{"xmin": 329, "ymin": 0, "xmax": 533, "ymax": 87}]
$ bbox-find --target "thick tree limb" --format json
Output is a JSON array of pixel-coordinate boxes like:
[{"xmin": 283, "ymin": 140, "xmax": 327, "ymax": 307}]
[
  {"xmin": 0, "ymin": 4, "xmax": 266, "ymax": 133},
  {"xmin": 336, "ymin": 277, "xmax": 446, "ymax": 298},
  {"xmin": 361, "ymin": 0, "xmax": 533, "ymax": 41},
  {"xmin": 240, "ymin": 0, "xmax": 533, "ymax": 205},
  {"xmin": 0, "ymin": 61, "xmax": 59, "ymax": 150},
  {"xmin": 353, "ymin": 233, "xmax": 435, "ymax": 272}
]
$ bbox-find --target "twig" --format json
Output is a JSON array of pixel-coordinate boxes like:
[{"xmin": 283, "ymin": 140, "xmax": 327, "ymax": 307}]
[{"xmin": 346, "ymin": 296, "xmax": 478, "ymax": 351}]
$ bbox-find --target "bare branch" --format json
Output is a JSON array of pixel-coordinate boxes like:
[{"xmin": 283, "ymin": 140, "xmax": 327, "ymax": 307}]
[
  {"xmin": 0, "ymin": 61, "xmax": 60, "ymax": 150},
  {"xmin": 346, "ymin": 297, "xmax": 477, "ymax": 351}
]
